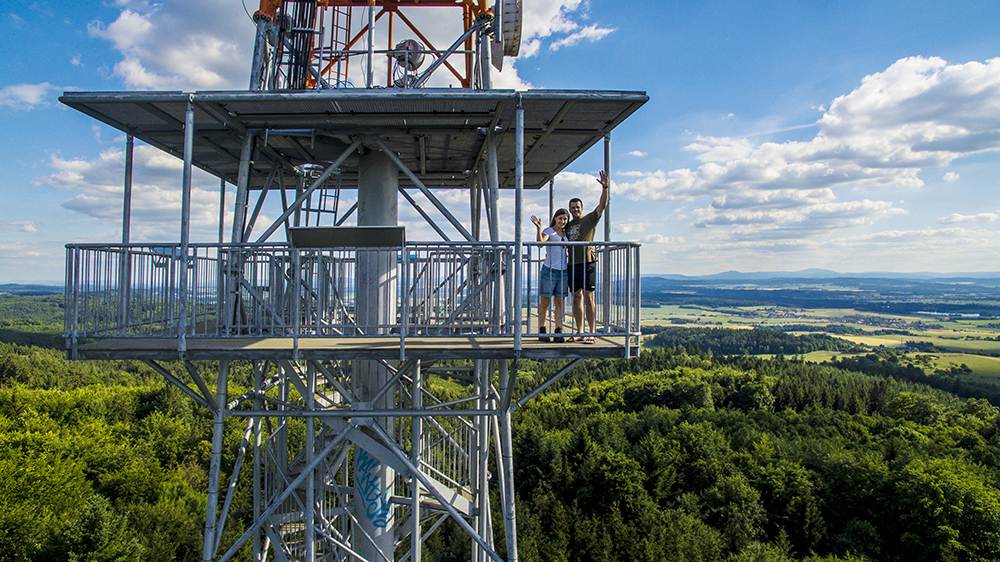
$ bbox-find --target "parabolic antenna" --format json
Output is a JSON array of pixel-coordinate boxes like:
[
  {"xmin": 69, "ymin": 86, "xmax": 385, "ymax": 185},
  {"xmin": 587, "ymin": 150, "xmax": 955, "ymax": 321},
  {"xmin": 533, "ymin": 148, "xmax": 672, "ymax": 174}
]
[
  {"xmin": 490, "ymin": 0, "xmax": 504, "ymax": 71},
  {"xmin": 501, "ymin": 0, "xmax": 522, "ymax": 57}
]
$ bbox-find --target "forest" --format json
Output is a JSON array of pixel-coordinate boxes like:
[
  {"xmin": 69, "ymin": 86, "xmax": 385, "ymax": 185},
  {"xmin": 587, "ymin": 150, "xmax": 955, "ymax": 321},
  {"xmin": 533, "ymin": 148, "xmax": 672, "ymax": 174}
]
[
  {"xmin": 2, "ymin": 296, "xmax": 1000, "ymax": 560},
  {"xmin": 646, "ymin": 327, "xmax": 860, "ymax": 355}
]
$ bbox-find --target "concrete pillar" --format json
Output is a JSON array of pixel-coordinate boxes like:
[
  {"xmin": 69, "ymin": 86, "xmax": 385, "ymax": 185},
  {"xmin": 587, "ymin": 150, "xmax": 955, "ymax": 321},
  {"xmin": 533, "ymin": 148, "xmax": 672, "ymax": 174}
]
[{"xmin": 353, "ymin": 149, "xmax": 398, "ymax": 561}]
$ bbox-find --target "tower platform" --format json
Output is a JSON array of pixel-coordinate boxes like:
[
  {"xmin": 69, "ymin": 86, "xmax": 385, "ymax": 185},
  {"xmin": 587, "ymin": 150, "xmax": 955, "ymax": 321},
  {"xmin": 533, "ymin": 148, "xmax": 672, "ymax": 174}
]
[
  {"xmin": 72, "ymin": 335, "xmax": 636, "ymax": 361},
  {"xmin": 64, "ymin": 241, "xmax": 642, "ymax": 362}
]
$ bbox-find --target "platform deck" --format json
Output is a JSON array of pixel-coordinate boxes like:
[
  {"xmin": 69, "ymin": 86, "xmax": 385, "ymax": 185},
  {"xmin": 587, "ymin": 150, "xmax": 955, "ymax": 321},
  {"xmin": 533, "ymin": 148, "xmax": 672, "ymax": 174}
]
[{"xmin": 73, "ymin": 335, "xmax": 638, "ymax": 361}]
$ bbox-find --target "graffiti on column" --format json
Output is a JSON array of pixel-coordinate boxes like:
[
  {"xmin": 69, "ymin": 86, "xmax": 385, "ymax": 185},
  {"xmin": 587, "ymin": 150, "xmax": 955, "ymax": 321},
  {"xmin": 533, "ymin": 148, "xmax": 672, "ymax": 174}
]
[{"xmin": 356, "ymin": 448, "xmax": 391, "ymax": 528}]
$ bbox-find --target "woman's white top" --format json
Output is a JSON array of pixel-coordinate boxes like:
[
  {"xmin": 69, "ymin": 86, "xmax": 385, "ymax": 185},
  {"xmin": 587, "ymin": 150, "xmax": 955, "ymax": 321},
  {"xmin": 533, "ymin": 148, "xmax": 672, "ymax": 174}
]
[{"xmin": 542, "ymin": 227, "xmax": 568, "ymax": 270}]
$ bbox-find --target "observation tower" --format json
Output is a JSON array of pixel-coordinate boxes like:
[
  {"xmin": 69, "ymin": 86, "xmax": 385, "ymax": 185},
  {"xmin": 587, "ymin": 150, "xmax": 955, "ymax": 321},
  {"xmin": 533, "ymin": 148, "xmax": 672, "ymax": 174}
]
[{"xmin": 61, "ymin": 1, "xmax": 646, "ymax": 560}]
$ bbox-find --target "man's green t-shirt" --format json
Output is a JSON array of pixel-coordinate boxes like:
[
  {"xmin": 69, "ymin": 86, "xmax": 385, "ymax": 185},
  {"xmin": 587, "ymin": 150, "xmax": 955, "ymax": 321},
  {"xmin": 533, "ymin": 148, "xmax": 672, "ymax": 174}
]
[{"xmin": 565, "ymin": 210, "xmax": 601, "ymax": 264}]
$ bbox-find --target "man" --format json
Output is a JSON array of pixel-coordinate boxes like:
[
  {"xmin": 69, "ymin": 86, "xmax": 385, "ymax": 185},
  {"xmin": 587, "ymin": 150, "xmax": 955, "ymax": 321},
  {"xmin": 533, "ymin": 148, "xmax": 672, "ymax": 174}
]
[{"xmin": 565, "ymin": 171, "xmax": 609, "ymax": 343}]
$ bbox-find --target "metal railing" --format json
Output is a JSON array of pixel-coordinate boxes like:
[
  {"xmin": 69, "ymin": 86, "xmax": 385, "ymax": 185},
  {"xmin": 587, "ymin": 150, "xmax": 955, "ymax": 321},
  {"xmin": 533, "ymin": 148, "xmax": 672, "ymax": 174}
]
[{"xmin": 64, "ymin": 241, "xmax": 640, "ymax": 350}]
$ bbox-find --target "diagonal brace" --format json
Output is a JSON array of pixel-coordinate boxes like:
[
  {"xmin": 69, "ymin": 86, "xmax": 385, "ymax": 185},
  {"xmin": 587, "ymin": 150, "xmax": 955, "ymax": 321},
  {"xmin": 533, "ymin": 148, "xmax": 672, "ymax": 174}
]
[{"xmin": 374, "ymin": 139, "xmax": 475, "ymax": 241}]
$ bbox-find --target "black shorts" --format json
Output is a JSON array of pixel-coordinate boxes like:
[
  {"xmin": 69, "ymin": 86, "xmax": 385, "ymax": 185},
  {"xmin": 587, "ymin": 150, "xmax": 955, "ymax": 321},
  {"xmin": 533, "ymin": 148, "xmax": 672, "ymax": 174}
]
[{"xmin": 569, "ymin": 261, "xmax": 597, "ymax": 293}]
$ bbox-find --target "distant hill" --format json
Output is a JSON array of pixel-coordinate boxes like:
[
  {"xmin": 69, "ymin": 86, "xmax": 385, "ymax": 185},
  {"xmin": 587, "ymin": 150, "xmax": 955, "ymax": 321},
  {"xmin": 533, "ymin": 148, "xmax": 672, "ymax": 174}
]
[
  {"xmin": 0, "ymin": 284, "xmax": 62, "ymax": 296},
  {"xmin": 647, "ymin": 270, "xmax": 1000, "ymax": 281}
]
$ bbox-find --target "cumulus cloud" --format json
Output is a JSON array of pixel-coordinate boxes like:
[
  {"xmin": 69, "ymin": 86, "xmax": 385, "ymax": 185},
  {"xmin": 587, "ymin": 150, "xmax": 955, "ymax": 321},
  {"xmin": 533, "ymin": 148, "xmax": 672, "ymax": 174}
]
[
  {"xmin": 0, "ymin": 242, "xmax": 43, "ymax": 260},
  {"xmin": 88, "ymin": 5, "xmax": 249, "ymax": 90},
  {"xmin": 38, "ymin": 144, "xmax": 227, "ymax": 240},
  {"xmin": 549, "ymin": 24, "xmax": 616, "ymax": 51},
  {"xmin": 626, "ymin": 150, "xmax": 647, "ymax": 158},
  {"xmin": 618, "ymin": 222, "xmax": 647, "ymax": 234},
  {"xmin": 0, "ymin": 221, "xmax": 38, "ymax": 233},
  {"xmin": 620, "ymin": 57, "xmax": 1000, "ymax": 200},
  {"xmin": 942, "ymin": 171, "xmax": 960, "ymax": 183},
  {"xmin": 0, "ymin": 82, "xmax": 57, "ymax": 110},
  {"xmin": 939, "ymin": 212, "xmax": 999, "ymax": 224},
  {"xmin": 642, "ymin": 234, "xmax": 684, "ymax": 245},
  {"xmin": 615, "ymin": 56, "xmax": 1000, "ymax": 248}
]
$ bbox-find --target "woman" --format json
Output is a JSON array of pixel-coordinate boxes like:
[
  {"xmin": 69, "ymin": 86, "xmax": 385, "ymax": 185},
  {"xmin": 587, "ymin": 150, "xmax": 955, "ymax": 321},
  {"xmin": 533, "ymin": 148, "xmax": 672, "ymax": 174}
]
[{"xmin": 530, "ymin": 208, "xmax": 570, "ymax": 342}]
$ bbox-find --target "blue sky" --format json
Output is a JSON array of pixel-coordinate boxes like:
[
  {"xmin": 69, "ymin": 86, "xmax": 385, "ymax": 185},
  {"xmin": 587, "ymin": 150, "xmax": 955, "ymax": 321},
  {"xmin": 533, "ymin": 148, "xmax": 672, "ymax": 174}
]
[{"xmin": 2, "ymin": 0, "xmax": 1000, "ymax": 282}]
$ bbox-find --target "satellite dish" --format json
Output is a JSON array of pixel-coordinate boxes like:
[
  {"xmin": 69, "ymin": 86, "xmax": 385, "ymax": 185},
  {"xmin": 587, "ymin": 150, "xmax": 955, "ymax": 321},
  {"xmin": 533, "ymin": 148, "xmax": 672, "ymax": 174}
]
[
  {"xmin": 490, "ymin": 0, "xmax": 504, "ymax": 70},
  {"xmin": 501, "ymin": 0, "xmax": 522, "ymax": 57},
  {"xmin": 392, "ymin": 39, "xmax": 426, "ymax": 72}
]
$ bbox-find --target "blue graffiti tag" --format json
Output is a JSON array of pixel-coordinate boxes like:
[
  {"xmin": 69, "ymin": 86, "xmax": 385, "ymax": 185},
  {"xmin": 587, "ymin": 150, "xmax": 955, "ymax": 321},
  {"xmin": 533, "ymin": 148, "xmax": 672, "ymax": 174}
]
[{"xmin": 355, "ymin": 449, "xmax": 392, "ymax": 528}]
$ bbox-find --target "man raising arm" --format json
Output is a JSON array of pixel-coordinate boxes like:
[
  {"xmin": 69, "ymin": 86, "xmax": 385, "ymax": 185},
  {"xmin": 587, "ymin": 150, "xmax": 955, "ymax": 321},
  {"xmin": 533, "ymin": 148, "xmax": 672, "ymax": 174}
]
[{"xmin": 565, "ymin": 171, "xmax": 610, "ymax": 342}]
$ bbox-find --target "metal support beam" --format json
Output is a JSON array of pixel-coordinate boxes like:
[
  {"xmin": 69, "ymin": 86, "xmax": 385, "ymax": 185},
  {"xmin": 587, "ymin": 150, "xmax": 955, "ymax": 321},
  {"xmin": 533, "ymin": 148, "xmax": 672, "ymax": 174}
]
[
  {"xmin": 249, "ymin": 17, "xmax": 269, "ymax": 90},
  {"xmin": 603, "ymin": 134, "xmax": 612, "ymax": 332},
  {"xmin": 145, "ymin": 360, "xmax": 212, "ymax": 410},
  {"xmin": 412, "ymin": 21, "xmax": 481, "ymax": 89},
  {"xmin": 400, "ymin": 188, "xmax": 451, "ymax": 241},
  {"xmin": 477, "ymin": 23, "xmax": 492, "ymax": 90},
  {"xmin": 366, "ymin": 1, "xmax": 375, "ymax": 88},
  {"xmin": 512, "ymin": 359, "xmax": 582, "ymax": 411},
  {"xmin": 513, "ymin": 98, "xmax": 524, "ymax": 352},
  {"xmin": 305, "ymin": 363, "xmax": 316, "ymax": 562},
  {"xmin": 243, "ymin": 166, "xmax": 277, "ymax": 241},
  {"xmin": 202, "ymin": 361, "xmax": 228, "ymax": 562},
  {"xmin": 485, "ymin": 135, "xmax": 500, "ymax": 242},
  {"xmin": 178, "ymin": 97, "xmax": 195, "ymax": 354},
  {"xmin": 255, "ymin": 140, "xmax": 360, "ymax": 243},
  {"xmin": 122, "ymin": 134, "xmax": 134, "ymax": 245},
  {"xmin": 368, "ymin": 423, "xmax": 504, "ymax": 562},
  {"xmin": 218, "ymin": 426, "xmax": 357, "ymax": 562},
  {"xmin": 374, "ymin": 139, "xmax": 475, "ymax": 242},
  {"xmin": 117, "ymin": 135, "xmax": 134, "ymax": 332},
  {"xmin": 218, "ymin": 178, "xmax": 226, "ymax": 244},
  {"xmin": 336, "ymin": 201, "xmax": 358, "ymax": 226},
  {"xmin": 499, "ymin": 405, "xmax": 518, "ymax": 562},
  {"xmin": 231, "ymin": 133, "xmax": 256, "ymax": 244},
  {"xmin": 410, "ymin": 360, "xmax": 423, "ymax": 562},
  {"xmin": 548, "ymin": 179, "xmax": 554, "ymax": 224}
]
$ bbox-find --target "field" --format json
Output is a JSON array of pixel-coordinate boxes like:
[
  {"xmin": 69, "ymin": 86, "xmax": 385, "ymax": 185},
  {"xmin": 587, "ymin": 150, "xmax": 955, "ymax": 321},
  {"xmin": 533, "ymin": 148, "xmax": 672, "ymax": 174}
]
[{"xmin": 642, "ymin": 304, "xmax": 1000, "ymax": 377}]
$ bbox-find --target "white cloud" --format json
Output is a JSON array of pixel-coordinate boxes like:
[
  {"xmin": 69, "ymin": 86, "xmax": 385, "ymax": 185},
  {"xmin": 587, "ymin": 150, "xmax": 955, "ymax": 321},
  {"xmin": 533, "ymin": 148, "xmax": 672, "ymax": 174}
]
[
  {"xmin": 626, "ymin": 150, "xmax": 647, "ymax": 158},
  {"xmin": 611, "ymin": 56, "xmax": 1000, "ymax": 250},
  {"xmin": 939, "ymin": 212, "xmax": 999, "ymax": 224},
  {"xmin": 0, "ymin": 242, "xmax": 43, "ymax": 260},
  {"xmin": 619, "ymin": 56, "xmax": 1000, "ymax": 202},
  {"xmin": 70, "ymin": 53, "xmax": 82, "ymax": 67},
  {"xmin": 0, "ymin": 82, "xmax": 56, "ymax": 110},
  {"xmin": 942, "ymin": 171, "xmax": 960, "ymax": 183},
  {"xmin": 88, "ymin": 4, "xmax": 252, "ymax": 90},
  {"xmin": 0, "ymin": 221, "xmax": 38, "ymax": 233},
  {"xmin": 618, "ymin": 222, "xmax": 647, "ymax": 234},
  {"xmin": 549, "ymin": 24, "xmax": 616, "ymax": 51},
  {"xmin": 694, "ymin": 199, "xmax": 904, "ymax": 230},
  {"xmin": 642, "ymin": 234, "xmax": 684, "ymax": 245},
  {"xmin": 38, "ymin": 144, "xmax": 226, "ymax": 240}
]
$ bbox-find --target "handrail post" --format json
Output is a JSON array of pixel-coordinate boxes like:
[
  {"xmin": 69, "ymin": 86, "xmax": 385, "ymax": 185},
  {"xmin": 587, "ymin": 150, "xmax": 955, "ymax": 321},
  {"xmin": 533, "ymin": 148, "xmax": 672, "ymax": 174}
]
[
  {"xmin": 624, "ymin": 244, "xmax": 632, "ymax": 359},
  {"xmin": 635, "ymin": 244, "xmax": 641, "ymax": 336},
  {"xmin": 513, "ymin": 96, "xmax": 524, "ymax": 352},
  {"xmin": 400, "ymin": 244, "xmax": 409, "ymax": 361}
]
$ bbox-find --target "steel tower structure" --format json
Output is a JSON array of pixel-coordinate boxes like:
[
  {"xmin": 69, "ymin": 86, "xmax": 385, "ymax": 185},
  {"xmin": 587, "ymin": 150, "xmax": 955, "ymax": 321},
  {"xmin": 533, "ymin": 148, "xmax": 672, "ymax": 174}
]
[{"xmin": 61, "ymin": 2, "xmax": 646, "ymax": 560}]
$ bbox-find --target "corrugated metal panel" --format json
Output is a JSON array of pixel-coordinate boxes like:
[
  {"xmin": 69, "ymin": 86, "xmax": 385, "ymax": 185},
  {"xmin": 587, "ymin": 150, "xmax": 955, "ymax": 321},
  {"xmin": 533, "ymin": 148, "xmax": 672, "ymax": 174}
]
[{"xmin": 60, "ymin": 89, "xmax": 647, "ymax": 189}]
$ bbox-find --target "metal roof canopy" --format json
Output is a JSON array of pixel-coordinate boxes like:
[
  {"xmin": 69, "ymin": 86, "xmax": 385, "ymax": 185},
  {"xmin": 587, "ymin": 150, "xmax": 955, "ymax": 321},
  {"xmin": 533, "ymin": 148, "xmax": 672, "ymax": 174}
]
[{"xmin": 59, "ymin": 89, "xmax": 647, "ymax": 189}]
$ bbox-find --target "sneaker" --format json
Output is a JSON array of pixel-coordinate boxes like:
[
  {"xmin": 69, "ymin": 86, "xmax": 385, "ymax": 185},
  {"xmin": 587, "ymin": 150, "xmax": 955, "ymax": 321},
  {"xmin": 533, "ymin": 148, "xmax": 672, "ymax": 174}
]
[
  {"xmin": 538, "ymin": 326, "xmax": 551, "ymax": 343},
  {"xmin": 553, "ymin": 327, "xmax": 565, "ymax": 342}
]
